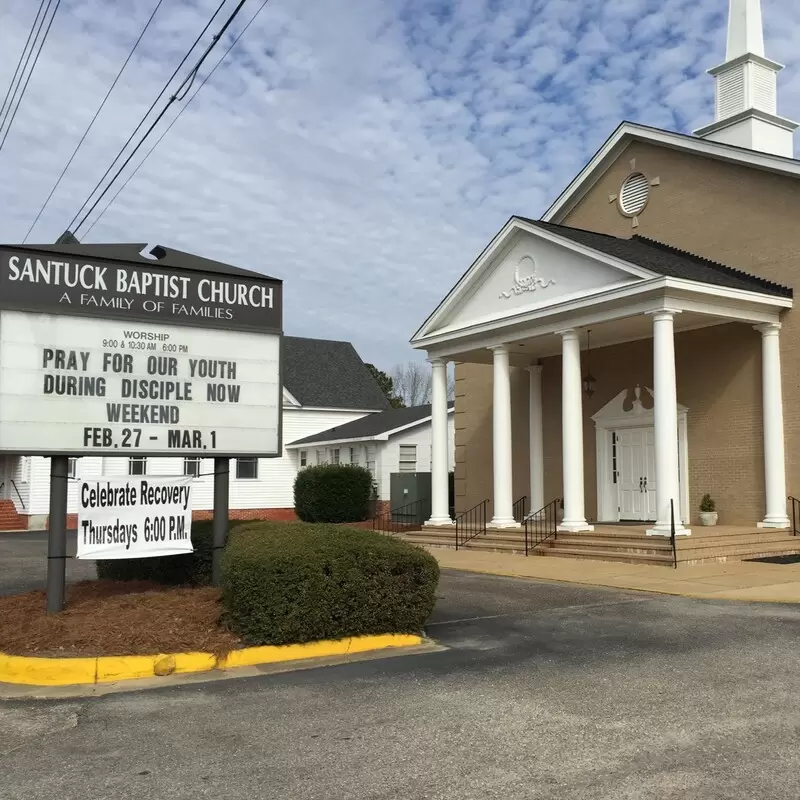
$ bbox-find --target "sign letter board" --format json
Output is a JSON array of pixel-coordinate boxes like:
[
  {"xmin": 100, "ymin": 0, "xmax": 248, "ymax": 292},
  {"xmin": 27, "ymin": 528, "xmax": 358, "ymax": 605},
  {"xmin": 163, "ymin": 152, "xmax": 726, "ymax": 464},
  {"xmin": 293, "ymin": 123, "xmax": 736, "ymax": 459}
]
[{"xmin": 0, "ymin": 247, "xmax": 283, "ymax": 457}]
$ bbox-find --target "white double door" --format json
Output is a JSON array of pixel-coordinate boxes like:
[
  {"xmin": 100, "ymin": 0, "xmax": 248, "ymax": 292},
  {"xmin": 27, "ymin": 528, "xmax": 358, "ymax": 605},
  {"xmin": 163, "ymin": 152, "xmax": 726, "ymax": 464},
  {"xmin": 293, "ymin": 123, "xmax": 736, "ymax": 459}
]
[{"xmin": 615, "ymin": 427, "xmax": 657, "ymax": 521}]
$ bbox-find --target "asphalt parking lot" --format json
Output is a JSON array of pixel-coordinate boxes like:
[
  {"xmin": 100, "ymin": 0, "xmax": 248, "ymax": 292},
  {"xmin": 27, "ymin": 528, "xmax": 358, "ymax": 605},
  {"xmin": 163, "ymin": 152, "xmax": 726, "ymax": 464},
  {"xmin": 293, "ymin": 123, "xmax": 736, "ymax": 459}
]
[{"xmin": 2, "ymin": 533, "xmax": 799, "ymax": 799}]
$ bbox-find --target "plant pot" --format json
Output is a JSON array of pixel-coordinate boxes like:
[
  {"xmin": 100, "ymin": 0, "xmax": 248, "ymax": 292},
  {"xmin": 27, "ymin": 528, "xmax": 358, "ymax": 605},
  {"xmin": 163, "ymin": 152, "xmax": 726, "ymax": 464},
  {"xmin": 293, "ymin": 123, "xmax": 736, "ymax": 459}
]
[{"xmin": 699, "ymin": 511, "xmax": 718, "ymax": 526}]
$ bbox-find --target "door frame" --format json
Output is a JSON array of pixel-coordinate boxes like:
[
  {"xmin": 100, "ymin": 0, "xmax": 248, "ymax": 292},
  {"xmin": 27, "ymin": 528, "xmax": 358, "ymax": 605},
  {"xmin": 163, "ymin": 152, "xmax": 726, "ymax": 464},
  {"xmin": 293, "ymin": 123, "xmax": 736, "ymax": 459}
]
[{"xmin": 593, "ymin": 388, "xmax": 689, "ymax": 524}]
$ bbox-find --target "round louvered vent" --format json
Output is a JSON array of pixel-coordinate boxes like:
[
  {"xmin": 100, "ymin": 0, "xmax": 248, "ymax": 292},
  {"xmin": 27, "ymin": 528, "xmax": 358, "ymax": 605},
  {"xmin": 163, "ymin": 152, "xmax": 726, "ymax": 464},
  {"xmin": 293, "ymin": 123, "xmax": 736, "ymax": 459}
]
[{"xmin": 619, "ymin": 172, "xmax": 650, "ymax": 215}]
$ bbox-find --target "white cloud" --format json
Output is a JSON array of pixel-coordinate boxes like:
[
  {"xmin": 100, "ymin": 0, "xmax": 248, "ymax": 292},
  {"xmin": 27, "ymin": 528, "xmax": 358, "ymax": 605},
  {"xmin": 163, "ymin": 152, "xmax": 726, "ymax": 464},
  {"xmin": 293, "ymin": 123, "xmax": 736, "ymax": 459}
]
[{"xmin": 1, "ymin": 0, "xmax": 799, "ymax": 367}]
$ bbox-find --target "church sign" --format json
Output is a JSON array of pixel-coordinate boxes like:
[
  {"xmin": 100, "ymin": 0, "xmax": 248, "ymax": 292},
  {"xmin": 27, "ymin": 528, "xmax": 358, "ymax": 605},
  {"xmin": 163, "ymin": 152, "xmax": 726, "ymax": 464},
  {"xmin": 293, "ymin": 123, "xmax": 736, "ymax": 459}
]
[{"xmin": 0, "ymin": 247, "xmax": 283, "ymax": 457}]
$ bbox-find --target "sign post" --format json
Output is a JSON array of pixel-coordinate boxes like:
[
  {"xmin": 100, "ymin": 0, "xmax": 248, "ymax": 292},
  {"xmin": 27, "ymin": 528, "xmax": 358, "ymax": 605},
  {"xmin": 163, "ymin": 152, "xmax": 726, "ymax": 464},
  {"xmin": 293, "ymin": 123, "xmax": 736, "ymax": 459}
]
[
  {"xmin": 0, "ymin": 244, "xmax": 283, "ymax": 610},
  {"xmin": 212, "ymin": 457, "xmax": 230, "ymax": 585},
  {"xmin": 46, "ymin": 455, "xmax": 69, "ymax": 614}
]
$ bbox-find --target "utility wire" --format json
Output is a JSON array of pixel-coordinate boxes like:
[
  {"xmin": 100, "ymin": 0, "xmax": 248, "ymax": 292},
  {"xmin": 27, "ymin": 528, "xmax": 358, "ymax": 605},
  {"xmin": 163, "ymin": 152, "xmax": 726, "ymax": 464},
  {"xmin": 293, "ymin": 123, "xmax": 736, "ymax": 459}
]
[
  {"xmin": 0, "ymin": 0, "xmax": 48, "ymax": 123},
  {"xmin": 66, "ymin": 0, "xmax": 232, "ymax": 234},
  {"xmin": 23, "ymin": 0, "xmax": 167, "ymax": 243},
  {"xmin": 0, "ymin": 0, "xmax": 62, "ymax": 159},
  {"xmin": 84, "ymin": 0, "xmax": 272, "ymax": 237}
]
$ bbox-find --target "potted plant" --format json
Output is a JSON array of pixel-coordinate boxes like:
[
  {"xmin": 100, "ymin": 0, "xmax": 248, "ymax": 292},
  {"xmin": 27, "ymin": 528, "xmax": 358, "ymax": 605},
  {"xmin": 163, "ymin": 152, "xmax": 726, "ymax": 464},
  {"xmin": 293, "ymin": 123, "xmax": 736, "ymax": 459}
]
[{"xmin": 699, "ymin": 494, "xmax": 718, "ymax": 526}]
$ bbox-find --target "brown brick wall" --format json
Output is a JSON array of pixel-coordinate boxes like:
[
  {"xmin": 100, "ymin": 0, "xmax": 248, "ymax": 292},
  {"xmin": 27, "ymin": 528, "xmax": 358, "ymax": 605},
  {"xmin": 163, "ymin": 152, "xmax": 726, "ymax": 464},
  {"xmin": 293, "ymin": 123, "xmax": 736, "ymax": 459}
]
[{"xmin": 454, "ymin": 138, "xmax": 800, "ymax": 525}]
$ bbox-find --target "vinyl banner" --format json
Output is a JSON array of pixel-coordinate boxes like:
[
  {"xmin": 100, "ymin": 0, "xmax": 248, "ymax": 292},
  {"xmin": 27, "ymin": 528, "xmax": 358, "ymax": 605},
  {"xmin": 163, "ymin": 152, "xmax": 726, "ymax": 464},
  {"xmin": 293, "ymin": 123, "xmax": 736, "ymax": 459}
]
[{"xmin": 76, "ymin": 476, "xmax": 193, "ymax": 560}]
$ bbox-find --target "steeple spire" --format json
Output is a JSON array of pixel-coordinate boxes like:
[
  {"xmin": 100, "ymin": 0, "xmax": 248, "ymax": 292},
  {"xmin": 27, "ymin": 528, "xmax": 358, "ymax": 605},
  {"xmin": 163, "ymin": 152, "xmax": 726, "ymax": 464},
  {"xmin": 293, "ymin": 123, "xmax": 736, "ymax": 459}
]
[
  {"xmin": 726, "ymin": 0, "xmax": 765, "ymax": 59},
  {"xmin": 694, "ymin": 0, "xmax": 797, "ymax": 158}
]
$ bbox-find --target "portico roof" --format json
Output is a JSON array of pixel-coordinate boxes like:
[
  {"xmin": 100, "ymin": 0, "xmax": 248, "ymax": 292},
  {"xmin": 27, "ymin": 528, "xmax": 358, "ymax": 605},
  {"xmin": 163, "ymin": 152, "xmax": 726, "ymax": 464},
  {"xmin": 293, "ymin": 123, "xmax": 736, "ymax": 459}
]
[{"xmin": 410, "ymin": 216, "xmax": 792, "ymax": 362}]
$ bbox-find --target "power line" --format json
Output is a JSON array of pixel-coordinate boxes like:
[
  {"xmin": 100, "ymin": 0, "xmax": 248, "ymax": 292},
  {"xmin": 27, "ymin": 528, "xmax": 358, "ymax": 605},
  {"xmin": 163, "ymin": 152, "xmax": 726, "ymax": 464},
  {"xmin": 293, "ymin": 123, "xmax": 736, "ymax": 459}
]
[
  {"xmin": 0, "ymin": 0, "xmax": 62, "ymax": 159},
  {"xmin": 0, "ymin": 0, "xmax": 49, "ymax": 123},
  {"xmin": 23, "ymin": 0, "xmax": 167, "ymax": 243},
  {"xmin": 66, "ymin": 0, "xmax": 232, "ymax": 234},
  {"xmin": 84, "ymin": 0, "xmax": 273, "ymax": 237}
]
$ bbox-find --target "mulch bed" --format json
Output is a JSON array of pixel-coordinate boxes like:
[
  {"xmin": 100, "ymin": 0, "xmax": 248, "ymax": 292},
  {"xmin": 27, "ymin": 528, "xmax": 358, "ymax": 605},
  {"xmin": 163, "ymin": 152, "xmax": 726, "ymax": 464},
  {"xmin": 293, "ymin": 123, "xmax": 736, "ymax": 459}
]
[{"xmin": 0, "ymin": 581, "xmax": 242, "ymax": 658}]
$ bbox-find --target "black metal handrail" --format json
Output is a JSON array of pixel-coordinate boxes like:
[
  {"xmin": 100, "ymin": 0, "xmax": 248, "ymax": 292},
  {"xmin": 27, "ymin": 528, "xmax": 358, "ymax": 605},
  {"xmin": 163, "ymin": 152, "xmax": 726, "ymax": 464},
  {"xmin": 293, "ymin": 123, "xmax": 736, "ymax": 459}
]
[
  {"xmin": 455, "ymin": 499, "xmax": 489, "ymax": 550},
  {"xmin": 789, "ymin": 496, "xmax": 800, "ymax": 536},
  {"xmin": 372, "ymin": 498, "xmax": 429, "ymax": 535},
  {"xmin": 670, "ymin": 499, "xmax": 678, "ymax": 569},
  {"xmin": 512, "ymin": 495, "xmax": 528, "ymax": 523},
  {"xmin": 524, "ymin": 498, "xmax": 559, "ymax": 556},
  {"xmin": 10, "ymin": 479, "xmax": 25, "ymax": 510}
]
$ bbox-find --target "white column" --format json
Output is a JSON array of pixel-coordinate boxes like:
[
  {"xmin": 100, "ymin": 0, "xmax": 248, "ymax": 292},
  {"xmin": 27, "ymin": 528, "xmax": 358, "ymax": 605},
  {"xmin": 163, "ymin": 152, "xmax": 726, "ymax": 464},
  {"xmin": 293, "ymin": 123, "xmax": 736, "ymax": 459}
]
[
  {"xmin": 558, "ymin": 330, "xmax": 592, "ymax": 532},
  {"xmin": 489, "ymin": 345, "xmax": 518, "ymax": 528},
  {"xmin": 527, "ymin": 365, "xmax": 544, "ymax": 515},
  {"xmin": 647, "ymin": 311, "xmax": 688, "ymax": 536},
  {"xmin": 424, "ymin": 357, "xmax": 453, "ymax": 526},
  {"xmin": 756, "ymin": 323, "xmax": 790, "ymax": 528}
]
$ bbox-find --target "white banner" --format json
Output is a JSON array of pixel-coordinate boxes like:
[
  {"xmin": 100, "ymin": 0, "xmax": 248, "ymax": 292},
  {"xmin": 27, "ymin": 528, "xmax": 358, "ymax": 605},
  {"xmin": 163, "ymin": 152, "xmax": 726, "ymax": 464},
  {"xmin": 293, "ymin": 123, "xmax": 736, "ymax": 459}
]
[{"xmin": 76, "ymin": 476, "xmax": 194, "ymax": 560}]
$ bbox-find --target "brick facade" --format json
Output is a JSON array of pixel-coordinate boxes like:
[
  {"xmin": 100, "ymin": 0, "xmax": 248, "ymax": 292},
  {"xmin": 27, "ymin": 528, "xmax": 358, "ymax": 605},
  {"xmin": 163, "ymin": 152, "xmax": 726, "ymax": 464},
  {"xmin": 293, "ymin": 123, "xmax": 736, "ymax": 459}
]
[{"xmin": 455, "ymin": 139, "xmax": 800, "ymax": 526}]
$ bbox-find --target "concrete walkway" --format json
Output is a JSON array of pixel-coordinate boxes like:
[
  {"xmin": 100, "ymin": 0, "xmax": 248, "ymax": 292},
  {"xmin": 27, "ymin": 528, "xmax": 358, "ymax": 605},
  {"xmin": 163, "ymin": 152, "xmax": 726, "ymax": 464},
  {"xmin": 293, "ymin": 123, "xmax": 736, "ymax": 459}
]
[{"xmin": 429, "ymin": 548, "xmax": 800, "ymax": 602}]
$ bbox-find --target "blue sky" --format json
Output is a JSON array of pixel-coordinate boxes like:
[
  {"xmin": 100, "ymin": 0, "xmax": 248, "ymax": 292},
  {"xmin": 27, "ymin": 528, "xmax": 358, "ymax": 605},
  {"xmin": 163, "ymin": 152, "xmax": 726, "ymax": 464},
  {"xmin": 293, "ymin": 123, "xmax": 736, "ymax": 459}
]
[{"xmin": 1, "ymin": 0, "xmax": 799, "ymax": 368}]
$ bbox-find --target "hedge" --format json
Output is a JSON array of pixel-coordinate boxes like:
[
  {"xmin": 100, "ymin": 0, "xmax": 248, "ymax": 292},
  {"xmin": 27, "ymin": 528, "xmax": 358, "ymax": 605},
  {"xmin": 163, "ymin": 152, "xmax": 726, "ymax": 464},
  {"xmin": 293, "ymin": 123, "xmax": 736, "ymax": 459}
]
[
  {"xmin": 294, "ymin": 463, "xmax": 372, "ymax": 523},
  {"xmin": 96, "ymin": 520, "xmax": 217, "ymax": 585},
  {"xmin": 220, "ymin": 522, "xmax": 440, "ymax": 646}
]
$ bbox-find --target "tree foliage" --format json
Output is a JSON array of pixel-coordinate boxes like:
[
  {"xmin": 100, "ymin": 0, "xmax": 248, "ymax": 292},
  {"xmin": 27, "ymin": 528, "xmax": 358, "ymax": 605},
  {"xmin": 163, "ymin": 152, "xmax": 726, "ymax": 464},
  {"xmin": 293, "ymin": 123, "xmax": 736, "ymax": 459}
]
[{"xmin": 365, "ymin": 362, "xmax": 404, "ymax": 408}]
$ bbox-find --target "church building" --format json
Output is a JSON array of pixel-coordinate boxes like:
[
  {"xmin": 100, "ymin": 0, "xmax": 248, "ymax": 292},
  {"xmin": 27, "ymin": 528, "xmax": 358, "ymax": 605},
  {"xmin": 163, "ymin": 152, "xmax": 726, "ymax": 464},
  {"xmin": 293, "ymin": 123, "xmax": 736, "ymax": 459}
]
[{"xmin": 411, "ymin": 0, "xmax": 800, "ymax": 559}]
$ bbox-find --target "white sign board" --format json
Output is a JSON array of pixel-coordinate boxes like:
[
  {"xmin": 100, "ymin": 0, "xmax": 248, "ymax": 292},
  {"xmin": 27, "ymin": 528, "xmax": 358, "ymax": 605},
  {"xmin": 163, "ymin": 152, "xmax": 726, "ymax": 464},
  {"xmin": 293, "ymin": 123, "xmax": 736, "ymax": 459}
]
[
  {"xmin": 77, "ymin": 476, "xmax": 194, "ymax": 560},
  {"xmin": 0, "ymin": 311, "xmax": 281, "ymax": 455}
]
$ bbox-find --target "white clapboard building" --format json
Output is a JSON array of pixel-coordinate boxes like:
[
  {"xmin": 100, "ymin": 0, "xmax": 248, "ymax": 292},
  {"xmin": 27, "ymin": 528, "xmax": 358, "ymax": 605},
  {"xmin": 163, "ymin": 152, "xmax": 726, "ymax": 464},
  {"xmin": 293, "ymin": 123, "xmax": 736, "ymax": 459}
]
[
  {"xmin": 286, "ymin": 403, "xmax": 455, "ymax": 507},
  {"xmin": 0, "ymin": 336, "xmax": 392, "ymax": 529}
]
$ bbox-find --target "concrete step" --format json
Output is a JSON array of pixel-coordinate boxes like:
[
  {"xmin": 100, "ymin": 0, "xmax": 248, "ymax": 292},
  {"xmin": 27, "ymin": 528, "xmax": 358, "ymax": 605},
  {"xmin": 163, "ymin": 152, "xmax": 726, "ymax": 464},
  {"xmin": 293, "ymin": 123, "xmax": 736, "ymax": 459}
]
[{"xmin": 533, "ymin": 546, "xmax": 674, "ymax": 565}]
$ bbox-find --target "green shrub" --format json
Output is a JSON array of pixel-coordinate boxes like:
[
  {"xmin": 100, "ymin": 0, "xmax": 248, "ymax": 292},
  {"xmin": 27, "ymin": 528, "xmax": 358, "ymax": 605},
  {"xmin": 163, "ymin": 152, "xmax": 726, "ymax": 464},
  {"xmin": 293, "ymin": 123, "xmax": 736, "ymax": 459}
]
[
  {"xmin": 700, "ymin": 494, "xmax": 716, "ymax": 513},
  {"xmin": 220, "ymin": 522, "xmax": 440, "ymax": 646},
  {"xmin": 96, "ymin": 520, "xmax": 219, "ymax": 585},
  {"xmin": 294, "ymin": 464, "xmax": 373, "ymax": 523}
]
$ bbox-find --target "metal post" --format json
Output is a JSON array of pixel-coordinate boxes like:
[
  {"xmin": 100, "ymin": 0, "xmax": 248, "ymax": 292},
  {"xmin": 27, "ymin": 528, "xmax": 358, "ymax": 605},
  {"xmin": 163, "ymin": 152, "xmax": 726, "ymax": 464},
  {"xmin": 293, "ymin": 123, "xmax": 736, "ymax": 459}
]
[
  {"xmin": 212, "ymin": 457, "xmax": 230, "ymax": 586},
  {"xmin": 46, "ymin": 455, "xmax": 69, "ymax": 614}
]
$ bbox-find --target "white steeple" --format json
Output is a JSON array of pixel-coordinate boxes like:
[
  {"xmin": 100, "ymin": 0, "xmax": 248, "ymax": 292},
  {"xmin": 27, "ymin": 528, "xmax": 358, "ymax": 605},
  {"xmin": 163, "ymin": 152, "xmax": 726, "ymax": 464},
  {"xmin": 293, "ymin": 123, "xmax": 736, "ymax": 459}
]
[{"xmin": 694, "ymin": 0, "xmax": 797, "ymax": 158}]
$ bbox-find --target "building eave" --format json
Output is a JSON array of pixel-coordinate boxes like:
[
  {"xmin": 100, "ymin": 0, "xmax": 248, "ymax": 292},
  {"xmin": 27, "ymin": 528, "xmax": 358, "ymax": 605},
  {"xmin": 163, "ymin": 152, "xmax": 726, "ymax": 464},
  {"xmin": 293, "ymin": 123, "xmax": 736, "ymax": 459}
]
[{"xmin": 543, "ymin": 121, "xmax": 800, "ymax": 224}]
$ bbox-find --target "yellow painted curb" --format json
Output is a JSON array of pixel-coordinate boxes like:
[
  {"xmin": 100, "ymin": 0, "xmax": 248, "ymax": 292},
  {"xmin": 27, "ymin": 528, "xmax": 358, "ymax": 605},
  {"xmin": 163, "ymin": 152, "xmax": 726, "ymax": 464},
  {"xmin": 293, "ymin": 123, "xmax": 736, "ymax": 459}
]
[{"xmin": 0, "ymin": 634, "xmax": 423, "ymax": 687}]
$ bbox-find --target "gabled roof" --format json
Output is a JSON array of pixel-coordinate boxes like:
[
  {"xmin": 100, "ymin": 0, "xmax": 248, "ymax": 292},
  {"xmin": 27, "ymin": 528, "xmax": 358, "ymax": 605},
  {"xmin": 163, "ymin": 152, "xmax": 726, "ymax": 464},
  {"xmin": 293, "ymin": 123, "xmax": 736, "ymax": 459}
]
[
  {"xmin": 286, "ymin": 402, "xmax": 454, "ymax": 447},
  {"xmin": 283, "ymin": 337, "xmax": 390, "ymax": 411},
  {"xmin": 519, "ymin": 219, "xmax": 792, "ymax": 298},
  {"xmin": 543, "ymin": 121, "xmax": 800, "ymax": 224},
  {"xmin": 14, "ymin": 242, "xmax": 277, "ymax": 280}
]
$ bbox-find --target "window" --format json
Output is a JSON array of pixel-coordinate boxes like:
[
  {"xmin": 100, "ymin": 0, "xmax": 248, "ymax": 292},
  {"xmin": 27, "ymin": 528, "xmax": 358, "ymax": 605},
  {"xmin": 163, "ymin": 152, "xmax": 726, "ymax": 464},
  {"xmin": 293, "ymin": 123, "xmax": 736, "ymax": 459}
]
[
  {"xmin": 316, "ymin": 449, "xmax": 326, "ymax": 465},
  {"xmin": 184, "ymin": 458, "xmax": 201, "ymax": 477},
  {"xmin": 129, "ymin": 457, "xmax": 147, "ymax": 476},
  {"xmin": 399, "ymin": 445, "xmax": 417, "ymax": 473},
  {"xmin": 332, "ymin": 448, "xmax": 340, "ymax": 465},
  {"xmin": 236, "ymin": 458, "xmax": 259, "ymax": 480},
  {"xmin": 300, "ymin": 451, "xmax": 307, "ymax": 468},
  {"xmin": 67, "ymin": 458, "xmax": 77, "ymax": 479},
  {"xmin": 349, "ymin": 447, "xmax": 358, "ymax": 465}
]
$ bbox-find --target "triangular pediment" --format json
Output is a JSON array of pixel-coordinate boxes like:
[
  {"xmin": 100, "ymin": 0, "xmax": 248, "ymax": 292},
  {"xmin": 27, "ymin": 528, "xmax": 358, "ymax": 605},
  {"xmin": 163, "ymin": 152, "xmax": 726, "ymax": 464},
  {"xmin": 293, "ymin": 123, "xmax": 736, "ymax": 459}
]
[
  {"xmin": 592, "ymin": 386, "xmax": 688, "ymax": 426},
  {"xmin": 415, "ymin": 219, "xmax": 654, "ymax": 340}
]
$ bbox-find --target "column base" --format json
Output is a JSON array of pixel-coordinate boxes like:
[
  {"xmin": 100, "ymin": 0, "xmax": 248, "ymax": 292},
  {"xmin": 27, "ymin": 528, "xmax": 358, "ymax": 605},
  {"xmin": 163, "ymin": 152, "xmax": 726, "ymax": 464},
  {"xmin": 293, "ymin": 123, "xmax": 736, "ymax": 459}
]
[
  {"xmin": 489, "ymin": 517, "xmax": 521, "ymax": 529},
  {"xmin": 424, "ymin": 517, "xmax": 454, "ymax": 527},
  {"xmin": 646, "ymin": 524, "xmax": 691, "ymax": 537},
  {"xmin": 557, "ymin": 520, "xmax": 594, "ymax": 533},
  {"xmin": 757, "ymin": 517, "xmax": 790, "ymax": 529}
]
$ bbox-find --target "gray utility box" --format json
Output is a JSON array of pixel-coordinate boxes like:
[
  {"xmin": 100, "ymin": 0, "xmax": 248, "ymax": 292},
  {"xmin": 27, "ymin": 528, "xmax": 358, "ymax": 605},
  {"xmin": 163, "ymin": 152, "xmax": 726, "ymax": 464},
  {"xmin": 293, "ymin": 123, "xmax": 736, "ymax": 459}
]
[{"xmin": 389, "ymin": 472, "xmax": 432, "ymax": 524}]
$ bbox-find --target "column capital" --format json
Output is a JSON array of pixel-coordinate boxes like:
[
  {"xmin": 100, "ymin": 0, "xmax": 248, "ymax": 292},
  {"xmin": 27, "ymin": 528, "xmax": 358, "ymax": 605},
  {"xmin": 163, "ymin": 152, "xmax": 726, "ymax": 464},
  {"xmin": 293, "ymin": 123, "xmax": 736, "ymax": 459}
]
[
  {"xmin": 526, "ymin": 364, "xmax": 544, "ymax": 375},
  {"xmin": 555, "ymin": 328, "xmax": 579, "ymax": 341},
  {"xmin": 754, "ymin": 321, "xmax": 781, "ymax": 336},
  {"xmin": 487, "ymin": 344, "xmax": 510, "ymax": 355},
  {"xmin": 426, "ymin": 356, "xmax": 449, "ymax": 368},
  {"xmin": 646, "ymin": 308, "xmax": 681, "ymax": 322}
]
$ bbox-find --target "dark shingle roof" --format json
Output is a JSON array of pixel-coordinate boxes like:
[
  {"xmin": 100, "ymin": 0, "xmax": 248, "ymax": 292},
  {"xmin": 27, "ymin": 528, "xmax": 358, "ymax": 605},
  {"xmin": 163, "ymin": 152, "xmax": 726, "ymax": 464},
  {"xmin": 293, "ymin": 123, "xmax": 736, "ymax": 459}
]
[
  {"xmin": 517, "ymin": 218, "xmax": 792, "ymax": 298},
  {"xmin": 14, "ymin": 242, "xmax": 277, "ymax": 280},
  {"xmin": 283, "ymin": 337, "xmax": 390, "ymax": 411},
  {"xmin": 288, "ymin": 402, "xmax": 453, "ymax": 446}
]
